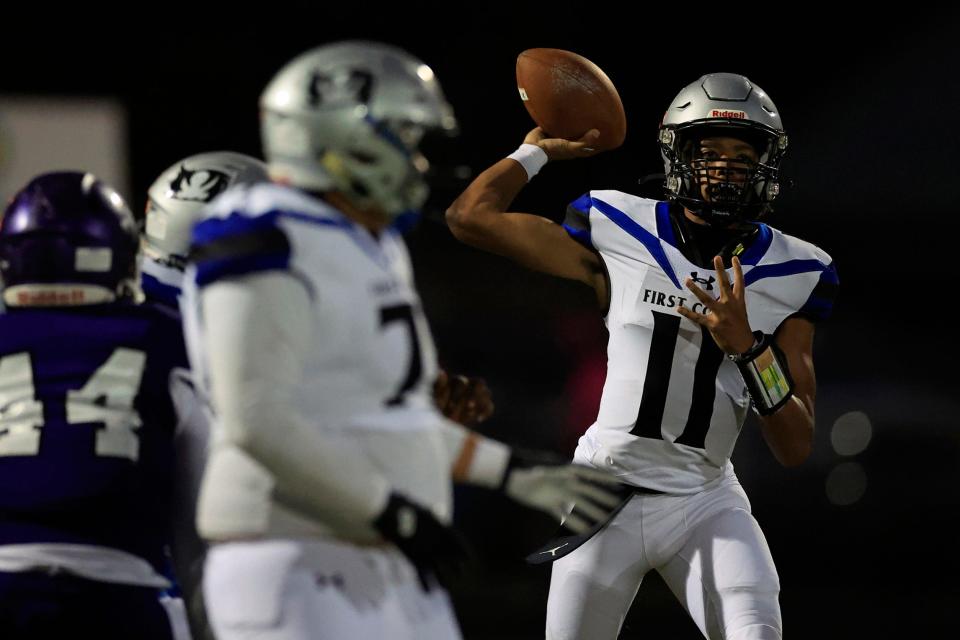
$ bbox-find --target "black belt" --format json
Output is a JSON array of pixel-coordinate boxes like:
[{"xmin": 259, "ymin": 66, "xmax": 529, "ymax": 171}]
[{"xmin": 525, "ymin": 483, "xmax": 663, "ymax": 565}]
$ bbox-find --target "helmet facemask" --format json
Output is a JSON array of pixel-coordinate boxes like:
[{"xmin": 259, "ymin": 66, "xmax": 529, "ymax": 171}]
[
  {"xmin": 661, "ymin": 121, "xmax": 787, "ymax": 225},
  {"xmin": 318, "ymin": 116, "xmax": 434, "ymax": 219}
]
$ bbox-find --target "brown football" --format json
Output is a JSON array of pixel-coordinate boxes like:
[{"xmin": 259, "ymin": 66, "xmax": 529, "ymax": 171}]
[{"xmin": 516, "ymin": 48, "xmax": 626, "ymax": 150}]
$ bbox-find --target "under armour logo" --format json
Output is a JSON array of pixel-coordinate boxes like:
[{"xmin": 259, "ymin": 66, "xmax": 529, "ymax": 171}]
[
  {"xmin": 308, "ymin": 69, "xmax": 374, "ymax": 108},
  {"xmin": 168, "ymin": 166, "xmax": 232, "ymax": 203},
  {"xmin": 539, "ymin": 542, "xmax": 569, "ymax": 557},
  {"xmin": 690, "ymin": 272, "xmax": 715, "ymax": 291}
]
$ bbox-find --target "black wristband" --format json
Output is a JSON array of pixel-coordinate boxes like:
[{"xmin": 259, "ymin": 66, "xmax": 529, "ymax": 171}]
[
  {"xmin": 729, "ymin": 332, "xmax": 795, "ymax": 416},
  {"xmin": 727, "ymin": 331, "xmax": 768, "ymax": 364}
]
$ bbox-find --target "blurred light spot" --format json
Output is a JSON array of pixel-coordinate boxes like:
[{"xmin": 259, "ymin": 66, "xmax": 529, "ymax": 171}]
[
  {"xmin": 830, "ymin": 411, "xmax": 872, "ymax": 456},
  {"xmin": 826, "ymin": 462, "xmax": 867, "ymax": 506},
  {"xmin": 273, "ymin": 89, "xmax": 292, "ymax": 109},
  {"xmin": 417, "ymin": 64, "xmax": 435, "ymax": 82}
]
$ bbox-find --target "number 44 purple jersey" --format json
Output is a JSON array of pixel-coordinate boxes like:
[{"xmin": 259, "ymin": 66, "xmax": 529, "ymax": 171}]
[{"xmin": 0, "ymin": 303, "xmax": 188, "ymax": 572}]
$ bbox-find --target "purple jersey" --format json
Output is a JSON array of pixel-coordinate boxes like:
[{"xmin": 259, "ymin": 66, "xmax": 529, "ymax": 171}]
[{"xmin": 0, "ymin": 304, "xmax": 187, "ymax": 571}]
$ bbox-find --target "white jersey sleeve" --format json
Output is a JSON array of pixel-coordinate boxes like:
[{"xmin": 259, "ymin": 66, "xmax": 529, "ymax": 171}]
[
  {"xmin": 192, "ymin": 269, "xmax": 392, "ymax": 537},
  {"xmin": 184, "ymin": 187, "xmax": 395, "ymax": 540}
]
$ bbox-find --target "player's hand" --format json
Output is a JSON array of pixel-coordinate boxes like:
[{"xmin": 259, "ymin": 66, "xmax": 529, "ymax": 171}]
[
  {"xmin": 433, "ymin": 369, "xmax": 494, "ymax": 426},
  {"xmin": 677, "ymin": 255, "xmax": 756, "ymax": 355},
  {"xmin": 372, "ymin": 492, "xmax": 472, "ymax": 591},
  {"xmin": 500, "ymin": 451, "xmax": 624, "ymax": 534},
  {"xmin": 524, "ymin": 127, "xmax": 602, "ymax": 161}
]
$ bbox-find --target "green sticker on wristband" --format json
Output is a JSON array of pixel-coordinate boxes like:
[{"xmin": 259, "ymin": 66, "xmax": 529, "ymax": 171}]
[{"xmin": 759, "ymin": 364, "xmax": 787, "ymax": 404}]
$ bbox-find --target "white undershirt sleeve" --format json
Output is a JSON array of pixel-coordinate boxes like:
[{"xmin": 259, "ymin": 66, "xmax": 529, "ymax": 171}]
[
  {"xmin": 199, "ymin": 271, "xmax": 391, "ymax": 529},
  {"xmin": 436, "ymin": 419, "xmax": 511, "ymax": 489}
]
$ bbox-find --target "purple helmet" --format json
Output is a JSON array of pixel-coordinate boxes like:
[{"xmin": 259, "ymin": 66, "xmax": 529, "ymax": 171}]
[{"xmin": 0, "ymin": 171, "xmax": 140, "ymax": 307}]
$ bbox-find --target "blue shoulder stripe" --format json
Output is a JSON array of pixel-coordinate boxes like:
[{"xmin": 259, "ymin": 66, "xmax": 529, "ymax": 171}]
[
  {"xmin": 563, "ymin": 224, "xmax": 592, "ymax": 248},
  {"xmin": 591, "ymin": 197, "xmax": 681, "ymax": 289},
  {"xmin": 193, "ymin": 209, "xmax": 349, "ymax": 247},
  {"xmin": 569, "ymin": 193, "xmax": 593, "ymax": 215},
  {"xmin": 798, "ymin": 262, "xmax": 839, "ymax": 320},
  {"xmin": 743, "ymin": 259, "xmax": 834, "ymax": 287},
  {"xmin": 798, "ymin": 295, "xmax": 834, "ymax": 319},
  {"xmin": 191, "ymin": 210, "xmax": 328, "ymax": 286},
  {"xmin": 738, "ymin": 223, "xmax": 773, "ymax": 266},
  {"xmin": 195, "ymin": 252, "xmax": 290, "ymax": 286},
  {"xmin": 654, "ymin": 201, "xmax": 677, "ymax": 248},
  {"xmin": 563, "ymin": 193, "xmax": 594, "ymax": 249}
]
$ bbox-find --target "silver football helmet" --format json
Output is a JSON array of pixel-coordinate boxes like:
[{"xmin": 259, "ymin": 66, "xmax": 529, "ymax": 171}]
[
  {"xmin": 144, "ymin": 151, "xmax": 268, "ymax": 270},
  {"xmin": 259, "ymin": 40, "xmax": 458, "ymax": 219},
  {"xmin": 658, "ymin": 72, "xmax": 788, "ymax": 223}
]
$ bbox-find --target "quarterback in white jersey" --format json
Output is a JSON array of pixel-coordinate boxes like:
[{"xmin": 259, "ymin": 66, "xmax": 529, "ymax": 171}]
[
  {"xmin": 184, "ymin": 42, "xmax": 622, "ymax": 640},
  {"xmin": 448, "ymin": 73, "xmax": 838, "ymax": 639}
]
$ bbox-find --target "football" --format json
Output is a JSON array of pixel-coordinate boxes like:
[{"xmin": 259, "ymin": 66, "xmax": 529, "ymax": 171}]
[{"xmin": 516, "ymin": 48, "xmax": 626, "ymax": 151}]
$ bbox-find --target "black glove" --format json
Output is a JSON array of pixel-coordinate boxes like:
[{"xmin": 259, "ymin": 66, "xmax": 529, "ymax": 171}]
[{"xmin": 372, "ymin": 492, "xmax": 471, "ymax": 591}]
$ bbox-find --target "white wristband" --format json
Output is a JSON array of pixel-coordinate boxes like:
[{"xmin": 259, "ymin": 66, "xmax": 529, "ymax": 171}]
[
  {"xmin": 507, "ymin": 143, "xmax": 548, "ymax": 181},
  {"xmin": 463, "ymin": 437, "xmax": 511, "ymax": 489}
]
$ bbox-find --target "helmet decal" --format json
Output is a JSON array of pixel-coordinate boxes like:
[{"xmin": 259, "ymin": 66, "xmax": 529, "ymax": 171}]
[
  {"xmin": 168, "ymin": 164, "xmax": 234, "ymax": 203},
  {"xmin": 143, "ymin": 151, "xmax": 269, "ymax": 273},
  {"xmin": 308, "ymin": 69, "xmax": 374, "ymax": 108}
]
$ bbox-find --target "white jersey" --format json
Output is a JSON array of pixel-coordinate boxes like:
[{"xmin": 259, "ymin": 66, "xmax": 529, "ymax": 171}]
[
  {"xmin": 563, "ymin": 190, "xmax": 838, "ymax": 493},
  {"xmin": 184, "ymin": 183, "xmax": 451, "ymax": 539}
]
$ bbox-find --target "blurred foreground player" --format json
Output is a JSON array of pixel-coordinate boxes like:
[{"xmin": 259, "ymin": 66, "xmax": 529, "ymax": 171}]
[
  {"xmin": 448, "ymin": 72, "xmax": 838, "ymax": 639},
  {"xmin": 0, "ymin": 172, "xmax": 191, "ymax": 639},
  {"xmin": 184, "ymin": 41, "xmax": 623, "ymax": 640},
  {"xmin": 144, "ymin": 151, "xmax": 493, "ymax": 639}
]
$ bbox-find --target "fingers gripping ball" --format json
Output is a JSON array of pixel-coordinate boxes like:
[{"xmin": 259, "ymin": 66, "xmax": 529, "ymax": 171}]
[{"xmin": 516, "ymin": 48, "xmax": 627, "ymax": 151}]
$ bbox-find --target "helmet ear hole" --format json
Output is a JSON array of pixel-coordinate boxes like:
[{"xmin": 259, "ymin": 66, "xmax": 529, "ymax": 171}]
[{"xmin": 350, "ymin": 180, "xmax": 371, "ymax": 198}]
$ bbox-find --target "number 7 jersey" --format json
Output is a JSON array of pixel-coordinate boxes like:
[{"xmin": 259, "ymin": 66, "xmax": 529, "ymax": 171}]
[
  {"xmin": 564, "ymin": 191, "xmax": 838, "ymax": 493},
  {"xmin": 184, "ymin": 183, "xmax": 450, "ymax": 538}
]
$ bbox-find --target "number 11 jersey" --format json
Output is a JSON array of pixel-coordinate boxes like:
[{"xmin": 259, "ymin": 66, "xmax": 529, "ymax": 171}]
[{"xmin": 564, "ymin": 191, "xmax": 838, "ymax": 493}]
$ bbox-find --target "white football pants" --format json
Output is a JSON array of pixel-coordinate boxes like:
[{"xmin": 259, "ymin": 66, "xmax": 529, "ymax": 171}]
[
  {"xmin": 204, "ymin": 538, "xmax": 462, "ymax": 640},
  {"xmin": 546, "ymin": 473, "xmax": 781, "ymax": 640}
]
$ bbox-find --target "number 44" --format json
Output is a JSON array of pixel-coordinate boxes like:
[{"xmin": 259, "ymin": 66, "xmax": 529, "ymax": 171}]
[{"xmin": 0, "ymin": 349, "xmax": 146, "ymax": 460}]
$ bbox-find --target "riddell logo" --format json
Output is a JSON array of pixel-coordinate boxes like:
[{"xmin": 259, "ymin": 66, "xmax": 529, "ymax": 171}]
[
  {"xmin": 710, "ymin": 109, "xmax": 747, "ymax": 119},
  {"xmin": 18, "ymin": 290, "xmax": 85, "ymax": 305}
]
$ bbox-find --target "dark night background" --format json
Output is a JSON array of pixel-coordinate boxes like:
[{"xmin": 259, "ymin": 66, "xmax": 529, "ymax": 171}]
[{"xmin": 3, "ymin": 4, "xmax": 958, "ymax": 638}]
